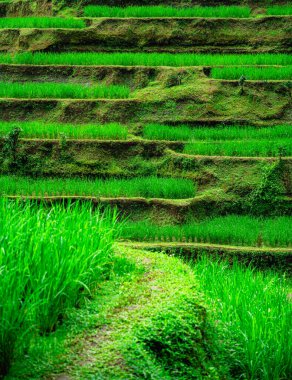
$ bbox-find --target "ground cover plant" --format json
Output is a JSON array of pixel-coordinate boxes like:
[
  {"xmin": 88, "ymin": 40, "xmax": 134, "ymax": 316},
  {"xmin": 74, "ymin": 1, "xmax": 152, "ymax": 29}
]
[
  {"xmin": 143, "ymin": 124, "xmax": 291, "ymax": 141},
  {"xmin": 0, "ymin": 52, "xmax": 290, "ymax": 66},
  {"xmin": 193, "ymin": 257, "xmax": 292, "ymax": 380},
  {"xmin": 0, "ymin": 82, "xmax": 130, "ymax": 99},
  {"xmin": 0, "ymin": 17, "xmax": 86, "ymax": 28},
  {"xmin": 211, "ymin": 66, "xmax": 292, "ymax": 80},
  {"xmin": 267, "ymin": 5, "xmax": 292, "ymax": 16},
  {"xmin": 121, "ymin": 215, "xmax": 292, "ymax": 247},
  {"xmin": 183, "ymin": 139, "xmax": 292, "ymax": 157},
  {"xmin": 0, "ymin": 199, "xmax": 118, "ymax": 377},
  {"xmin": 83, "ymin": 5, "xmax": 251, "ymax": 18},
  {"xmin": 0, "ymin": 176, "xmax": 196, "ymax": 199},
  {"xmin": 0, "ymin": 121, "xmax": 128, "ymax": 140}
]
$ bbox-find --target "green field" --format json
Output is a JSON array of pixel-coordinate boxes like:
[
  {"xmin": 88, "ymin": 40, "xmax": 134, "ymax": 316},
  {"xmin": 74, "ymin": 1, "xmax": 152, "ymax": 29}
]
[
  {"xmin": 267, "ymin": 6, "xmax": 292, "ymax": 16},
  {"xmin": 0, "ymin": 121, "xmax": 128, "ymax": 140},
  {"xmin": 0, "ymin": 176, "xmax": 196, "ymax": 199},
  {"xmin": 121, "ymin": 215, "xmax": 292, "ymax": 247},
  {"xmin": 0, "ymin": 52, "xmax": 290, "ymax": 66},
  {"xmin": 0, "ymin": 17, "xmax": 86, "ymax": 28},
  {"xmin": 0, "ymin": 82, "xmax": 130, "ymax": 99},
  {"xmin": 211, "ymin": 66, "xmax": 292, "ymax": 80},
  {"xmin": 83, "ymin": 5, "xmax": 251, "ymax": 18}
]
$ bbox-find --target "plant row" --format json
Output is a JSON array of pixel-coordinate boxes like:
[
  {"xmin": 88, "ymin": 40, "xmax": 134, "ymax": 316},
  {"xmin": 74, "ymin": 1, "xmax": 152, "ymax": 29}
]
[
  {"xmin": 121, "ymin": 215, "xmax": 292, "ymax": 247},
  {"xmin": 0, "ymin": 52, "xmax": 290, "ymax": 66},
  {"xmin": 0, "ymin": 200, "xmax": 118, "ymax": 377},
  {"xmin": 0, "ymin": 176, "xmax": 197, "ymax": 199}
]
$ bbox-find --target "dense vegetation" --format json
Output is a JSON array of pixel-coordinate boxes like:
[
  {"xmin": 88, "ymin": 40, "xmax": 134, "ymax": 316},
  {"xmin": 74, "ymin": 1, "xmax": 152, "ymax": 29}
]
[{"xmin": 0, "ymin": 17, "xmax": 85, "ymax": 28}]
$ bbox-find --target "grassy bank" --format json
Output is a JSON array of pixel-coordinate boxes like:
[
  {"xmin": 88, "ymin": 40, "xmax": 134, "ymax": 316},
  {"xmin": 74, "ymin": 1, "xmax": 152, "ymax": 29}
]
[
  {"xmin": 84, "ymin": 5, "xmax": 251, "ymax": 18},
  {"xmin": 0, "ymin": 200, "xmax": 117, "ymax": 378},
  {"xmin": 0, "ymin": 176, "xmax": 196, "ymax": 199},
  {"xmin": 121, "ymin": 215, "xmax": 292, "ymax": 247},
  {"xmin": 0, "ymin": 17, "xmax": 85, "ymax": 29},
  {"xmin": 0, "ymin": 82, "xmax": 130, "ymax": 99},
  {"xmin": 211, "ymin": 66, "xmax": 292, "ymax": 80},
  {"xmin": 0, "ymin": 52, "xmax": 290, "ymax": 66},
  {"xmin": 0, "ymin": 121, "xmax": 128, "ymax": 140}
]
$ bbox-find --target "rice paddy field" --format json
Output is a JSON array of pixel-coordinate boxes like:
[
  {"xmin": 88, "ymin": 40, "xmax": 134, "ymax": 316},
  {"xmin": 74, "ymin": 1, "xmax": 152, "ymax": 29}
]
[{"xmin": 0, "ymin": 1, "xmax": 291, "ymax": 379}]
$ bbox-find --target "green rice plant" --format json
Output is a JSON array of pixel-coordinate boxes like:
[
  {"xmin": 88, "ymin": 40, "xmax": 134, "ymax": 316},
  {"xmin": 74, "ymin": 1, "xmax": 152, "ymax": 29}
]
[
  {"xmin": 0, "ymin": 82, "xmax": 130, "ymax": 99},
  {"xmin": 193, "ymin": 258, "xmax": 292, "ymax": 380},
  {"xmin": 0, "ymin": 17, "xmax": 86, "ymax": 29},
  {"xmin": 211, "ymin": 66, "xmax": 292, "ymax": 80},
  {"xmin": 0, "ymin": 121, "xmax": 128, "ymax": 140},
  {"xmin": 121, "ymin": 215, "xmax": 292, "ymax": 247},
  {"xmin": 83, "ymin": 5, "xmax": 251, "ymax": 18},
  {"xmin": 267, "ymin": 6, "xmax": 292, "ymax": 16},
  {"xmin": 0, "ymin": 176, "xmax": 196, "ymax": 199},
  {"xmin": 0, "ymin": 199, "xmax": 117, "ymax": 377},
  {"xmin": 183, "ymin": 139, "xmax": 292, "ymax": 157},
  {"xmin": 143, "ymin": 124, "xmax": 292, "ymax": 142},
  {"xmin": 0, "ymin": 52, "xmax": 291, "ymax": 66}
]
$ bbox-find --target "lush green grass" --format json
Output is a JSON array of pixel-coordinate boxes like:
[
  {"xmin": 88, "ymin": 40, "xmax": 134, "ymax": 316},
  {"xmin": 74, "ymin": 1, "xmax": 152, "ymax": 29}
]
[
  {"xmin": 183, "ymin": 139, "xmax": 292, "ymax": 157},
  {"xmin": 0, "ymin": 52, "xmax": 291, "ymax": 66},
  {"xmin": 267, "ymin": 6, "xmax": 292, "ymax": 16},
  {"xmin": 0, "ymin": 17, "xmax": 86, "ymax": 29},
  {"xmin": 84, "ymin": 5, "xmax": 251, "ymax": 18},
  {"xmin": 143, "ymin": 124, "xmax": 292, "ymax": 141},
  {"xmin": 0, "ymin": 199, "xmax": 118, "ymax": 377},
  {"xmin": 121, "ymin": 215, "xmax": 292, "ymax": 247},
  {"xmin": 0, "ymin": 121, "xmax": 128, "ymax": 140},
  {"xmin": 0, "ymin": 82, "xmax": 130, "ymax": 99},
  {"xmin": 0, "ymin": 176, "xmax": 196, "ymax": 199},
  {"xmin": 211, "ymin": 66, "xmax": 292, "ymax": 80}
]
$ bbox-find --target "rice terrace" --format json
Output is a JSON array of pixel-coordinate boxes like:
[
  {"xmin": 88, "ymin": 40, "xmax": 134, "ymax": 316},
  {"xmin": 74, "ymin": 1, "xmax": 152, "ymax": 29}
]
[{"xmin": 0, "ymin": 0, "xmax": 291, "ymax": 379}]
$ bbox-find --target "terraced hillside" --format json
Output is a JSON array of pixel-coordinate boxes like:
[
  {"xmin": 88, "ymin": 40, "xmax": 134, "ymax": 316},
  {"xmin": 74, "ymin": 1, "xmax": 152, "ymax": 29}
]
[{"xmin": 0, "ymin": 1, "xmax": 291, "ymax": 379}]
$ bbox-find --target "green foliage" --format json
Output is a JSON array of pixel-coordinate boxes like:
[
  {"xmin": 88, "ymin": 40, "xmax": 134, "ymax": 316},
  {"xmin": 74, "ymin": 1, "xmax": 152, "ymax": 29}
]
[
  {"xmin": 0, "ymin": 200, "xmax": 118, "ymax": 377},
  {"xmin": 0, "ymin": 81, "xmax": 130, "ymax": 99},
  {"xmin": 0, "ymin": 52, "xmax": 290, "ymax": 66},
  {"xmin": 211, "ymin": 66, "xmax": 292, "ymax": 80},
  {"xmin": 193, "ymin": 257, "xmax": 292, "ymax": 380},
  {"xmin": 84, "ymin": 5, "xmax": 251, "ymax": 18},
  {"xmin": 0, "ymin": 17, "xmax": 85, "ymax": 28},
  {"xmin": 143, "ymin": 124, "xmax": 292, "ymax": 142},
  {"xmin": 121, "ymin": 215, "xmax": 292, "ymax": 247},
  {"xmin": 0, "ymin": 121, "xmax": 128, "ymax": 140},
  {"xmin": 267, "ymin": 6, "xmax": 292, "ymax": 16},
  {"xmin": 0, "ymin": 175, "xmax": 197, "ymax": 199}
]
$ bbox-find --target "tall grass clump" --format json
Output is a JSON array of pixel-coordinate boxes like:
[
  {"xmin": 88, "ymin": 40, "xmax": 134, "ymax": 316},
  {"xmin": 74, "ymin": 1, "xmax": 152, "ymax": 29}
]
[
  {"xmin": 83, "ymin": 5, "xmax": 251, "ymax": 18},
  {"xmin": 143, "ymin": 124, "xmax": 292, "ymax": 141},
  {"xmin": 0, "ymin": 176, "xmax": 196, "ymax": 199},
  {"xmin": 121, "ymin": 215, "xmax": 292, "ymax": 247},
  {"xmin": 0, "ymin": 82, "xmax": 130, "ymax": 99},
  {"xmin": 0, "ymin": 52, "xmax": 290, "ymax": 66},
  {"xmin": 211, "ymin": 66, "xmax": 292, "ymax": 80},
  {"xmin": 0, "ymin": 17, "xmax": 86, "ymax": 29},
  {"xmin": 193, "ymin": 258, "xmax": 292, "ymax": 380},
  {"xmin": 267, "ymin": 6, "xmax": 292, "ymax": 16},
  {"xmin": 0, "ymin": 121, "xmax": 128, "ymax": 140},
  {"xmin": 0, "ymin": 199, "xmax": 118, "ymax": 377}
]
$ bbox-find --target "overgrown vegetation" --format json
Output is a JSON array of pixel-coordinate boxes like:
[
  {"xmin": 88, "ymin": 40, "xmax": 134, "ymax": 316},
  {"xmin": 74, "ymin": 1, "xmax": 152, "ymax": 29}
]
[
  {"xmin": 0, "ymin": 175, "xmax": 197, "ymax": 199},
  {"xmin": 0, "ymin": 52, "xmax": 290, "ymax": 66},
  {"xmin": 84, "ymin": 5, "xmax": 251, "ymax": 18},
  {"xmin": 121, "ymin": 215, "xmax": 292, "ymax": 247},
  {"xmin": 0, "ymin": 200, "xmax": 118, "ymax": 378},
  {"xmin": 0, "ymin": 82, "xmax": 130, "ymax": 99}
]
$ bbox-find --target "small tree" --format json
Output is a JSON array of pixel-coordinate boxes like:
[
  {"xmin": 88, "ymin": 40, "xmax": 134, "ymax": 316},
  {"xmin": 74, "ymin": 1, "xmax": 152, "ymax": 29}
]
[
  {"xmin": 238, "ymin": 75, "xmax": 246, "ymax": 95},
  {"xmin": 3, "ymin": 127, "xmax": 22, "ymax": 166}
]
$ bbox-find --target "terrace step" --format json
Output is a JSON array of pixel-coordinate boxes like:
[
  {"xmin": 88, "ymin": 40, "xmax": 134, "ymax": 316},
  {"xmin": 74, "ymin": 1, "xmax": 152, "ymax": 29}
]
[
  {"xmin": 119, "ymin": 241, "xmax": 292, "ymax": 271},
  {"xmin": 0, "ymin": 17, "xmax": 291, "ymax": 54}
]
